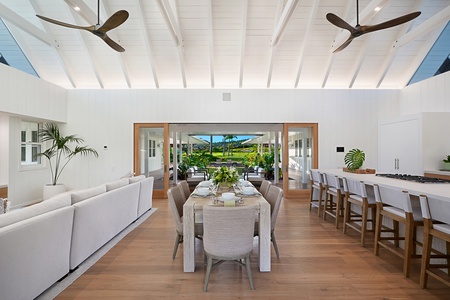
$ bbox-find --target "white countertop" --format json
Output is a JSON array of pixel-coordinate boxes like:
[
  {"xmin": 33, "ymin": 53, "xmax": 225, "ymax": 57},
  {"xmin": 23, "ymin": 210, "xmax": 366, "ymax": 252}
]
[{"xmin": 318, "ymin": 169, "xmax": 450, "ymax": 202}]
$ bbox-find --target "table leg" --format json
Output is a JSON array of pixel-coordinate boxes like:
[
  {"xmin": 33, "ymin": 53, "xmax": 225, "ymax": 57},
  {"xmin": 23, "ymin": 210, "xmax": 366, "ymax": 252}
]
[
  {"xmin": 183, "ymin": 203, "xmax": 195, "ymax": 272},
  {"xmin": 258, "ymin": 201, "xmax": 271, "ymax": 272}
]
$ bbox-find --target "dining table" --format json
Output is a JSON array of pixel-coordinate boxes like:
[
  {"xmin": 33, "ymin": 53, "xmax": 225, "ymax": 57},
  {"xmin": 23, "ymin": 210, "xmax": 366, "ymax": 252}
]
[{"xmin": 182, "ymin": 183, "xmax": 271, "ymax": 272}]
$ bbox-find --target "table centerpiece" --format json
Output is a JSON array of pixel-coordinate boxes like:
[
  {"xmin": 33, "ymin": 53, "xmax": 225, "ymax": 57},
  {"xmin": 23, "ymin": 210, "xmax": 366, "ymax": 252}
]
[{"xmin": 212, "ymin": 166, "xmax": 239, "ymax": 192}]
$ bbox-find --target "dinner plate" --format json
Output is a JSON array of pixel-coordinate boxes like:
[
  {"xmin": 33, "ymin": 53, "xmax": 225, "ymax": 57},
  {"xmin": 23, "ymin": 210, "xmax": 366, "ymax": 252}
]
[{"xmin": 218, "ymin": 196, "xmax": 239, "ymax": 202}]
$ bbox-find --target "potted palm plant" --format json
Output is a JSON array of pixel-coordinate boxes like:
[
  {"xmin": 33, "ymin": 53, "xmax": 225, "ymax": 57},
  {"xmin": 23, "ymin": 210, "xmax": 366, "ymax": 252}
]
[
  {"xmin": 38, "ymin": 123, "xmax": 98, "ymax": 199},
  {"xmin": 442, "ymin": 155, "xmax": 450, "ymax": 171}
]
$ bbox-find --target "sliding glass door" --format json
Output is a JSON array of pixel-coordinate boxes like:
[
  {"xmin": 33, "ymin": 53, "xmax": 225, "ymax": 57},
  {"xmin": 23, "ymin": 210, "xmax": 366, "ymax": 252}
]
[
  {"xmin": 283, "ymin": 123, "xmax": 318, "ymax": 198},
  {"xmin": 134, "ymin": 123, "xmax": 169, "ymax": 198}
]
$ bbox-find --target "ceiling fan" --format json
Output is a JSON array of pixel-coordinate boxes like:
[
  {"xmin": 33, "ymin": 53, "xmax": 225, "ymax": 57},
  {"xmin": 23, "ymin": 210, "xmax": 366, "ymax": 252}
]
[
  {"xmin": 36, "ymin": 0, "xmax": 129, "ymax": 52},
  {"xmin": 326, "ymin": 0, "xmax": 421, "ymax": 53}
]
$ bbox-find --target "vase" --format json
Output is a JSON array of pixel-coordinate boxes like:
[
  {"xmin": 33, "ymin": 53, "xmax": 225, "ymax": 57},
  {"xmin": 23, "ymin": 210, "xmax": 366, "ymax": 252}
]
[
  {"xmin": 443, "ymin": 162, "xmax": 450, "ymax": 171},
  {"xmin": 219, "ymin": 183, "xmax": 231, "ymax": 193},
  {"xmin": 43, "ymin": 184, "xmax": 66, "ymax": 200}
]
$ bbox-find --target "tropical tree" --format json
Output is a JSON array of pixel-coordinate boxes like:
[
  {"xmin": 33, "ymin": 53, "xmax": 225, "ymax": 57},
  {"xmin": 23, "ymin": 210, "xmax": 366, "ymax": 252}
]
[{"xmin": 38, "ymin": 123, "xmax": 98, "ymax": 185}]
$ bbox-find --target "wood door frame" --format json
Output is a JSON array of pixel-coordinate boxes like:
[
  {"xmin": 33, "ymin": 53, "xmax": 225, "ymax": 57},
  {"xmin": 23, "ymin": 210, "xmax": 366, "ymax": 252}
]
[
  {"xmin": 134, "ymin": 123, "xmax": 169, "ymax": 199},
  {"xmin": 282, "ymin": 123, "xmax": 318, "ymax": 198}
]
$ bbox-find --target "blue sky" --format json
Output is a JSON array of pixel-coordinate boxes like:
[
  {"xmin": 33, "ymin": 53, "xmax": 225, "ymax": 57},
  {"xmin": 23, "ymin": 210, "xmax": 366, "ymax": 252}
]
[{"xmin": 194, "ymin": 135, "xmax": 255, "ymax": 143}]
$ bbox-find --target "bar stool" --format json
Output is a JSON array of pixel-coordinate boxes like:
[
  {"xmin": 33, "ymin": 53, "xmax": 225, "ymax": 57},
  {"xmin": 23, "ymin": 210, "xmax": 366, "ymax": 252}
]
[
  {"xmin": 342, "ymin": 177, "xmax": 376, "ymax": 247},
  {"xmin": 373, "ymin": 184, "xmax": 423, "ymax": 277},
  {"xmin": 322, "ymin": 173, "xmax": 345, "ymax": 229},
  {"xmin": 419, "ymin": 194, "xmax": 450, "ymax": 289},
  {"xmin": 308, "ymin": 169, "xmax": 325, "ymax": 217}
]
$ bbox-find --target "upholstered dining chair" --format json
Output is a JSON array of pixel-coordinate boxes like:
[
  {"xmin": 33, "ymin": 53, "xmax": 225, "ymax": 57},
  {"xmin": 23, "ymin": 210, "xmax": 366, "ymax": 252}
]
[
  {"xmin": 309, "ymin": 169, "xmax": 325, "ymax": 217},
  {"xmin": 342, "ymin": 177, "xmax": 376, "ymax": 247},
  {"xmin": 373, "ymin": 184, "xmax": 423, "ymax": 277},
  {"xmin": 203, "ymin": 205, "xmax": 256, "ymax": 291},
  {"xmin": 322, "ymin": 173, "xmax": 345, "ymax": 229},
  {"xmin": 255, "ymin": 185, "xmax": 283, "ymax": 259},
  {"xmin": 177, "ymin": 180, "xmax": 191, "ymax": 202},
  {"xmin": 419, "ymin": 194, "xmax": 450, "ymax": 289},
  {"xmin": 168, "ymin": 185, "xmax": 202, "ymax": 259},
  {"xmin": 259, "ymin": 180, "xmax": 272, "ymax": 198}
]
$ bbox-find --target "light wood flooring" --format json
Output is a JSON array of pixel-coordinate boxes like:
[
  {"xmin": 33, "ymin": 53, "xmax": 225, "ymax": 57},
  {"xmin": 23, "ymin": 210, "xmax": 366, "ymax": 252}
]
[{"xmin": 56, "ymin": 196, "xmax": 450, "ymax": 299}]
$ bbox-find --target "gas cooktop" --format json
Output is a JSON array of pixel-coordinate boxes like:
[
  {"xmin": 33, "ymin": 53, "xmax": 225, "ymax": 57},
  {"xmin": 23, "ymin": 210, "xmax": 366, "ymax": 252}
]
[{"xmin": 376, "ymin": 173, "xmax": 450, "ymax": 183}]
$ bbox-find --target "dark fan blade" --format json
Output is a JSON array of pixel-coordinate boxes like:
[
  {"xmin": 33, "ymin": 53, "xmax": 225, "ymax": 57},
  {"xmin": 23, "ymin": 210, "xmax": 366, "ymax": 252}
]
[
  {"xmin": 333, "ymin": 36, "xmax": 355, "ymax": 53},
  {"xmin": 101, "ymin": 34, "xmax": 125, "ymax": 52},
  {"xmin": 326, "ymin": 13, "xmax": 357, "ymax": 35},
  {"xmin": 98, "ymin": 10, "xmax": 129, "ymax": 33},
  {"xmin": 36, "ymin": 14, "xmax": 95, "ymax": 31},
  {"xmin": 361, "ymin": 11, "xmax": 421, "ymax": 34}
]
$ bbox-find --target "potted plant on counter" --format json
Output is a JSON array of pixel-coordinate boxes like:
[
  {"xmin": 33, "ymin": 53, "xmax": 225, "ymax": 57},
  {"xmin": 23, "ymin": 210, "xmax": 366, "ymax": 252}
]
[
  {"xmin": 442, "ymin": 155, "xmax": 450, "ymax": 171},
  {"xmin": 38, "ymin": 123, "xmax": 99, "ymax": 199}
]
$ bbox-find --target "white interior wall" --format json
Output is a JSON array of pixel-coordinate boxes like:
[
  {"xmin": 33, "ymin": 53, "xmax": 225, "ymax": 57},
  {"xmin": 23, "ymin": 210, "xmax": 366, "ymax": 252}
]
[
  {"xmin": 0, "ymin": 114, "xmax": 9, "ymax": 186},
  {"xmin": 62, "ymin": 89, "xmax": 400, "ymax": 191}
]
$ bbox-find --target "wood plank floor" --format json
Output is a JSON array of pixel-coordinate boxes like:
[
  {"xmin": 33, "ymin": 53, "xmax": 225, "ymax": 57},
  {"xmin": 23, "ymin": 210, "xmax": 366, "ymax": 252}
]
[{"xmin": 56, "ymin": 197, "xmax": 450, "ymax": 299}]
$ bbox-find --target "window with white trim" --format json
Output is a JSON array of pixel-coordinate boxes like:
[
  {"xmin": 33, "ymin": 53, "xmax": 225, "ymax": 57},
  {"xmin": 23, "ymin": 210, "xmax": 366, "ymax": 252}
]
[{"xmin": 21, "ymin": 121, "xmax": 42, "ymax": 166}]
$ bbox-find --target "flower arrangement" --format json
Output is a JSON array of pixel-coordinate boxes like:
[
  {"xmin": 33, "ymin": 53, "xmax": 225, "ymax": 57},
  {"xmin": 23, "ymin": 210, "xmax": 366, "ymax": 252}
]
[{"xmin": 212, "ymin": 166, "xmax": 239, "ymax": 187}]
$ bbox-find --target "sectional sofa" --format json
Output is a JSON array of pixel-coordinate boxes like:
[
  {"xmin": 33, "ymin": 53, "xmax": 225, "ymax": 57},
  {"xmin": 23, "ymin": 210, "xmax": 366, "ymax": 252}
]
[{"xmin": 0, "ymin": 176, "xmax": 154, "ymax": 300}]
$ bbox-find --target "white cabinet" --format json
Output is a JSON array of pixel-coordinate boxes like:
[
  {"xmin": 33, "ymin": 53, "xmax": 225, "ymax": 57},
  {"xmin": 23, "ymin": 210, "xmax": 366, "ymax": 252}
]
[{"xmin": 378, "ymin": 113, "xmax": 450, "ymax": 175}]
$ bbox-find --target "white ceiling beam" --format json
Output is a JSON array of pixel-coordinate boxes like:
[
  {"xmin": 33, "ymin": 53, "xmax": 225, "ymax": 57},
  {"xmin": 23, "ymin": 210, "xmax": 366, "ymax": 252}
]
[
  {"xmin": 270, "ymin": 0, "xmax": 300, "ymax": 47},
  {"xmin": 67, "ymin": 7, "xmax": 104, "ymax": 88},
  {"xmin": 375, "ymin": 0, "xmax": 424, "ymax": 88},
  {"xmin": 393, "ymin": 5, "xmax": 450, "ymax": 50},
  {"xmin": 239, "ymin": 0, "xmax": 248, "ymax": 88},
  {"xmin": 0, "ymin": 2, "xmax": 56, "ymax": 47},
  {"xmin": 207, "ymin": 0, "xmax": 215, "ymax": 88},
  {"xmin": 321, "ymin": 0, "xmax": 353, "ymax": 88},
  {"xmin": 266, "ymin": 0, "xmax": 284, "ymax": 88},
  {"xmin": 100, "ymin": 1, "xmax": 131, "ymax": 88},
  {"xmin": 29, "ymin": 0, "xmax": 77, "ymax": 88},
  {"xmin": 331, "ymin": 0, "xmax": 390, "ymax": 52},
  {"xmin": 155, "ymin": 0, "xmax": 179, "ymax": 47},
  {"xmin": 136, "ymin": 0, "xmax": 159, "ymax": 88},
  {"xmin": 294, "ymin": 0, "xmax": 320, "ymax": 88}
]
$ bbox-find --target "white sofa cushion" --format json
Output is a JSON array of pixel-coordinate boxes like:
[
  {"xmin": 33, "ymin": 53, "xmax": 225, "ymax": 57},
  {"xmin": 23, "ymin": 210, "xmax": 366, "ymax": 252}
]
[
  {"xmin": 0, "ymin": 194, "xmax": 71, "ymax": 229},
  {"xmin": 129, "ymin": 175, "xmax": 146, "ymax": 184},
  {"xmin": 105, "ymin": 178, "xmax": 129, "ymax": 191},
  {"xmin": 71, "ymin": 185, "xmax": 106, "ymax": 204}
]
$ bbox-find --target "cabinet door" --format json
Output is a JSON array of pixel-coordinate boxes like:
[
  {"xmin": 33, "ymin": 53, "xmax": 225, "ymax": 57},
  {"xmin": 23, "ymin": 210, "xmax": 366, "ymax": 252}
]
[{"xmin": 378, "ymin": 119, "xmax": 420, "ymax": 174}]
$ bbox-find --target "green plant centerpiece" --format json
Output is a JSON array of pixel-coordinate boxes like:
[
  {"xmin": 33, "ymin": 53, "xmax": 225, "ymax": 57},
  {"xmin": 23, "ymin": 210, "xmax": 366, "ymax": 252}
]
[
  {"xmin": 38, "ymin": 123, "xmax": 99, "ymax": 186},
  {"xmin": 442, "ymin": 155, "xmax": 450, "ymax": 171},
  {"xmin": 212, "ymin": 166, "xmax": 239, "ymax": 188},
  {"xmin": 344, "ymin": 148, "xmax": 365, "ymax": 171}
]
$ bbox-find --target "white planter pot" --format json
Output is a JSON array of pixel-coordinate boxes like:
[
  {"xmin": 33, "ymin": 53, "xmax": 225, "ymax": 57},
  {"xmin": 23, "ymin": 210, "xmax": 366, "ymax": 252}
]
[
  {"xmin": 443, "ymin": 162, "xmax": 450, "ymax": 171},
  {"xmin": 43, "ymin": 184, "xmax": 66, "ymax": 200}
]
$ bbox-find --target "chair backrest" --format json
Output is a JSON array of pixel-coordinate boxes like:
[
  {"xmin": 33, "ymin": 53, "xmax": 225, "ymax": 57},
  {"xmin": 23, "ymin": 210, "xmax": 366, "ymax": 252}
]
[
  {"xmin": 167, "ymin": 185, "xmax": 184, "ymax": 234},
  {"xmin": 373, "ymin": 184, "xmax": 412, "ymax": 213},
  {"xmin": 323, "ymin": 173, "xmax": 341, "ymax": 191},
  {"xmin": 310, "ymin": 169, "xmax": 322, "ymax": 185},
  {"xmin": 342, "ymin": 177, "xmax": 367, "ymax": 197},
  {"xmin": 203, "ymin": 205, "xmax": 256, "ymax": 258},
  {"xmin": 259, "ymin": 180, "xmax": 272, "ymax": 198},
  {"xmin": 265, "ymin": 185, "xmax": 283, "ymax": 230},
  {"xmin": 419, "ymin": 194, "xmax": 450, "ymax": 225},
  {"xmin": 178, "ymin": 180, "xmax": 191, "ymax": 202}
]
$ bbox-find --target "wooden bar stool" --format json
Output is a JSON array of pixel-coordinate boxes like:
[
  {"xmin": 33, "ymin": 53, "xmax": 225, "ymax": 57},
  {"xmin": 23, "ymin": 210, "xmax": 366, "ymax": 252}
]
[
  {"xmin": 308, "ymin": 170, "xmax": 325, "ymax": 217},
  {"xmin": 322, "ymin": 173, "xmax": 345, "ymax": 229},
  {"xmin": 342, "ymin": 177, "xmax": 376, "ymax": 247},
  {"xmin": 419, "ymin": 194, "xmax": 450, "ymax": 289},
  {"xmin": 373, "ymin": 184, "xmax": 423, "ymax": 277}
]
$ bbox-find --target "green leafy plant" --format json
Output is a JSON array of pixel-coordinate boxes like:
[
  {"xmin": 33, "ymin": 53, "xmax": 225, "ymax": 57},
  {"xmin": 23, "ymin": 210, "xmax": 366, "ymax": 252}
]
[
  {"xmin": 211, "ymin": 166, "xmax": 239, "ymax": 187},
  {"xmin": 443, "ymin": 155, "xmax": 450, "ymax": 163},
  {"xmin": 344, "ymin": 148, "xmax": 365, "ymax": 171},
  {"xmin": 38, "ymin": 123, "xmax": 98, "ymax": 185}
]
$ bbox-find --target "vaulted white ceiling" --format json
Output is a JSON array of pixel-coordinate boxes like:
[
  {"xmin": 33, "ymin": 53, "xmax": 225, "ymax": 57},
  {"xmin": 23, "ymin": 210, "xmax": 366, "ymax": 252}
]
[{"xmin": 0, "ymin": 0, "xmax": 449, "ymax": 90}]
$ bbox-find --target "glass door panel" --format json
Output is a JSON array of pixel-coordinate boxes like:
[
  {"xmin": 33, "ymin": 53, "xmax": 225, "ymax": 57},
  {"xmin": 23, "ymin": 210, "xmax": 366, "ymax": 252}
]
[
  {"xmin": 134, "ymin": 124, "xmax": 169, "ymax": 198},
  {"xmin": 283, "ymin": 123, "xmax": 318, "ymax": 197}
]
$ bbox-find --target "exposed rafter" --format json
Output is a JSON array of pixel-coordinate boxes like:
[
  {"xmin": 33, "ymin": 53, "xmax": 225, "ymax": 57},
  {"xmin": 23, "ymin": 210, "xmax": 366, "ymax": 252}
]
[
  {"xmin": 30, "ymin": 0, "xmax": 77, "ymax": 88},
  {"xmin": 207, "ymin": 0, "xmax": 215, "ymax": 88},
  {"xmin": 266, "ymin": 0, "xmax": 284, "ymax": 88},
  {"xmin": 67, "ymin": 6, "xmax": 104, "ymax": 88},
  {"xmin": 239, "ymin": 0, "xmax": 248, "ymax": 88},
  {"xmin": 294, "ymin": 0, "xmax": 320, "ymax": 88},
  {"xmin": 0, "ymin": 2, "xmax": 56, "ymax": 47},
  {"xmin": 136, "ymin": 0, "xmax": 159, "ymax": 88},
  {"xmin": 270, "ymin": 0, "xmax": 299, "ymax": 47},
  {"xmin": 393, "ymin": 4, "xmax": 450, "ymax": 50},
  {"xmin": 375, "ymin": 0, "xmax": 424, "ymax": 88}
]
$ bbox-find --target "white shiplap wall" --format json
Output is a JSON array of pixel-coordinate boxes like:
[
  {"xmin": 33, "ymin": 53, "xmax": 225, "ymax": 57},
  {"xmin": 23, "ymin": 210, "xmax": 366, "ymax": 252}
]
[{"xmin": 62, "ymin": 88, "xmax": 400, "ymax": 191}]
